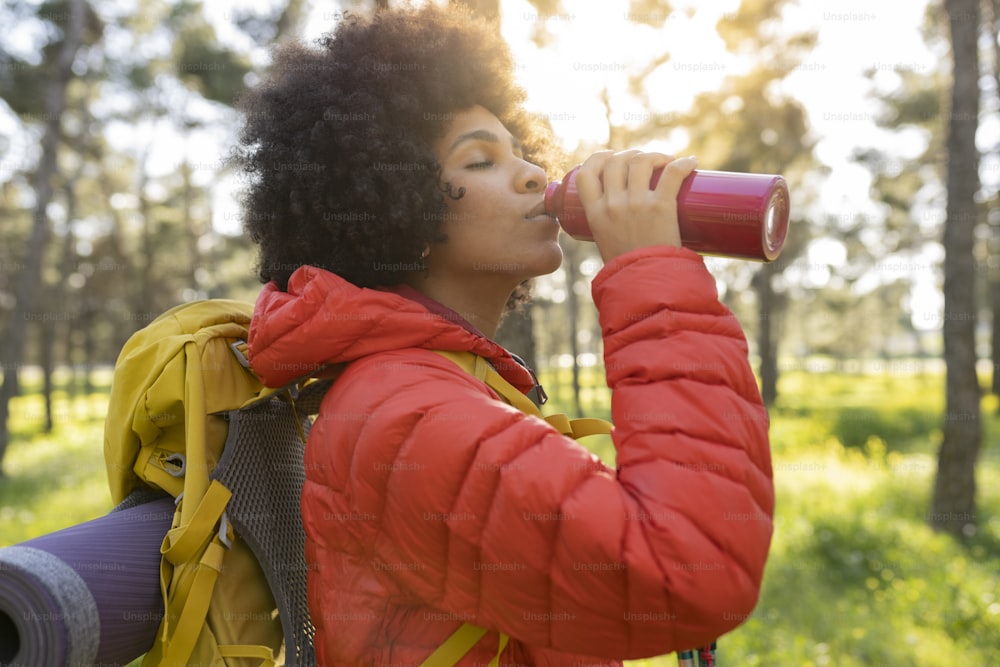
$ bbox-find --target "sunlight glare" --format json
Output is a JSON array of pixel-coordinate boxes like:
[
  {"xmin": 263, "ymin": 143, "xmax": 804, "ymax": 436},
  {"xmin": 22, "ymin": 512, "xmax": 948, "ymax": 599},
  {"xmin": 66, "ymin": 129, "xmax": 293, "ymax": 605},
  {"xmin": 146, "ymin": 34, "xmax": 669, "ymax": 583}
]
[{"xmin": 501, "ymin": 0, "xmax": 739, "ymax": 155}]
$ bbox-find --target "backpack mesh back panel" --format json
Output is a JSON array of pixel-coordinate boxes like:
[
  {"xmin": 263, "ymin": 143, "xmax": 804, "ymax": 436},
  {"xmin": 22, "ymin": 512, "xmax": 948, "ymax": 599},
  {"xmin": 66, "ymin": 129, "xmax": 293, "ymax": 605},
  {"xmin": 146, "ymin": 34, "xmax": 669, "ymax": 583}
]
[{"xmin": 212, "ymin": 380, "xmax": 332, "ymax": 667}]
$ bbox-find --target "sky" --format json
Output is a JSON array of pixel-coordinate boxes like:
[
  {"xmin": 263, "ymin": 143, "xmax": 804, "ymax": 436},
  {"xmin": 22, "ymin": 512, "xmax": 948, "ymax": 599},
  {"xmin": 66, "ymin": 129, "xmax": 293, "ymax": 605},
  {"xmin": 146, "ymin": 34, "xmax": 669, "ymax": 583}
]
[
  {"xmin": 211, "ymin": 0, "xmax": 941, "ymax": 224},
  {"xmin": 369, "ymin": 0, "xmax": 944, "ymax": 328},
  {"xmin": 290, "ymin": 0, "xmax": 940, "ymax": 217},
  {"xmin": 0, "ymin": 0, "xmax": 963, "ymax": 331},
  {"xmin": 480, "ymin": 0, "xmax": 947, "ymax": 330},
  {"xmin": 496, "ymin": 0, "xmax": 939, "ymax": 213},
  {"xmin": 288, "ymin": 0, "xmax": 938, "ymax": 167},
  {"xmin": 265, "ymin": 0, "xmax": 954, "ymax": 329}
]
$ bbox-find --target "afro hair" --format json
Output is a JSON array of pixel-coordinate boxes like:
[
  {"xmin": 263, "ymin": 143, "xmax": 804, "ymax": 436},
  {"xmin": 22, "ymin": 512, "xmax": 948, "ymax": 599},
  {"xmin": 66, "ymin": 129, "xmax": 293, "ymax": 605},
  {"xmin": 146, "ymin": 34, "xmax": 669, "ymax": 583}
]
[{"xmin": 233, "ymin": 3, "xmax": 562, "ymax": 292}]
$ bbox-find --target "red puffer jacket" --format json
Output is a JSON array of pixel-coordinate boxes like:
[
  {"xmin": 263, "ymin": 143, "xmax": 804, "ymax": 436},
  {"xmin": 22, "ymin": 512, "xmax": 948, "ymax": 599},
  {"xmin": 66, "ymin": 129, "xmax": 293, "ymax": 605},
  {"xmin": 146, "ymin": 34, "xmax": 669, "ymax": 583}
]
[{"xmin": 248, "ymin": 245, "xmax": 774, "ymax": 667}]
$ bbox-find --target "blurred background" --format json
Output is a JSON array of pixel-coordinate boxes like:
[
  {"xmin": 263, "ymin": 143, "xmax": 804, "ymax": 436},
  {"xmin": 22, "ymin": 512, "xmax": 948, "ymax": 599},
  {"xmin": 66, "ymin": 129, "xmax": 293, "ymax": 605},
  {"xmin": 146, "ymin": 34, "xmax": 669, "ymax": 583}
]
[{"xmin": 1, "ymin": 0, "xmax": 998, "ymax": 664}]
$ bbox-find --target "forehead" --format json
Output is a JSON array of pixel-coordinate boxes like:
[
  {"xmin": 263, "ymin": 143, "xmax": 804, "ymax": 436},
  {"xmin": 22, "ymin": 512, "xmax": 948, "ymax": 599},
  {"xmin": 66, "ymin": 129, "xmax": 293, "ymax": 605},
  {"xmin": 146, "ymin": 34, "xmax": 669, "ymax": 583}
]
[{"xmin": 435, "ymin": 105, "xmax": 517, "ymax": 154}]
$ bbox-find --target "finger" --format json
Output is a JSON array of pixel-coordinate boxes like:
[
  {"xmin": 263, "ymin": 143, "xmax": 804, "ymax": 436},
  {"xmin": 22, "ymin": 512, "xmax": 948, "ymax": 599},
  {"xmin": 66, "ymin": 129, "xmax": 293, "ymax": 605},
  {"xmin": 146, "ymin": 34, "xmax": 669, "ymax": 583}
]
[
  {"xmin": 600, "ymin": 150, "xmax": 646, "ymax": 221},
  {"xmin": 652, "ymin": 155, "xmax": 698, "ymax": 198},
  {"xmin": 627, "ymin": 152, "xmax": 674, "ymax": 199},
  {"xmin": 602, "ymin": 149, "xmax": 642, "ymax": 197},
  {"xmin": 575, "ymin": 150, "xmax": 615, "ymax": 204}
]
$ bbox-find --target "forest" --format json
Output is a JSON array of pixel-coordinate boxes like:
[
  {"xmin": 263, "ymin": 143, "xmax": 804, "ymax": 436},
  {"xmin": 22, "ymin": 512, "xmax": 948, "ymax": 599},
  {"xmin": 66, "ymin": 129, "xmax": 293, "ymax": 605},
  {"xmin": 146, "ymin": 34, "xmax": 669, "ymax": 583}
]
[{"xmin": 1, "ymin": 0, "xmax": 999, "ymax": 664}]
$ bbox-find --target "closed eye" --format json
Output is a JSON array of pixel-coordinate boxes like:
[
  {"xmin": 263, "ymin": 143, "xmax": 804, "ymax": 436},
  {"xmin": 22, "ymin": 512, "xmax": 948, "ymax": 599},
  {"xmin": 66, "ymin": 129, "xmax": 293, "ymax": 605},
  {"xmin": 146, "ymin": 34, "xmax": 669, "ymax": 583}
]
[{"xmin": 466, "ymin": 160, "xmax": 494, "ymax": 170}]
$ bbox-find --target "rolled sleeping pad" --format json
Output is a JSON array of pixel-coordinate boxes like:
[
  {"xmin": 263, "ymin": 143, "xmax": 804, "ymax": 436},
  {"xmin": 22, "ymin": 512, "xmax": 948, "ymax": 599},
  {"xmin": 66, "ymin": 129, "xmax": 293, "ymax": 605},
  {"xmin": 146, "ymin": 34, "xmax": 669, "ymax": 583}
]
[{"xmin": 0, "ymin": 493, "xmax": 174, "ymax": 667}]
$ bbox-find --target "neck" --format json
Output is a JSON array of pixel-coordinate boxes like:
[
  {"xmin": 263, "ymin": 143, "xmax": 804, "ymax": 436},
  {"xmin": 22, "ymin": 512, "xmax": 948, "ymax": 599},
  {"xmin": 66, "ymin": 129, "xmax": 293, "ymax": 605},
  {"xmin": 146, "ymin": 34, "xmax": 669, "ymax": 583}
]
[{"xmin": 405, "ymin": 274, "xmax": 512, "ymax": 339}]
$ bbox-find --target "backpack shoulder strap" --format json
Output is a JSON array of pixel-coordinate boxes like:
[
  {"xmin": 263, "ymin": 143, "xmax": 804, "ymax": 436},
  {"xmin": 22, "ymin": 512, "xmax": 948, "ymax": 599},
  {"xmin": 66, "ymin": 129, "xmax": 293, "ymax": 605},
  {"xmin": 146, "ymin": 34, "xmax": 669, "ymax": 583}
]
[
  {"xmin": 419, "ymin": 622, "xmax": 508, "ymax": 667},
  {"xmin": 423, "ymin": 349, "xmax": 608, "ymax": 665},
  {"xmin": 433, "ymin": 349, "xmax": 612, "ymax": 440}
]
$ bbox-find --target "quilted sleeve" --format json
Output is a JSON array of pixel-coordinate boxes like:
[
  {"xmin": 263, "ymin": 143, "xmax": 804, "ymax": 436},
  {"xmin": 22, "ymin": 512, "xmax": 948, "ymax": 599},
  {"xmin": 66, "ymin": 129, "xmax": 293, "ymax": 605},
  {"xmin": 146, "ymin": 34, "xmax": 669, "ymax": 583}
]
[{"xmin": 327, "ymin": 246, "xmax": 773, "ymax": 659}]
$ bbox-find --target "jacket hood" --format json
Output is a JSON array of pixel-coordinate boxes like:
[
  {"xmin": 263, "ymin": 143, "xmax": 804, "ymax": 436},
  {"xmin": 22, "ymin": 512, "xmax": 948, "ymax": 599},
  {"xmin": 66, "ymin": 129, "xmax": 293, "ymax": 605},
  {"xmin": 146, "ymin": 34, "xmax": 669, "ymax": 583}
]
[{"xmin": 247, "ymin": 265, "xmax": 535, "ymax": 392}]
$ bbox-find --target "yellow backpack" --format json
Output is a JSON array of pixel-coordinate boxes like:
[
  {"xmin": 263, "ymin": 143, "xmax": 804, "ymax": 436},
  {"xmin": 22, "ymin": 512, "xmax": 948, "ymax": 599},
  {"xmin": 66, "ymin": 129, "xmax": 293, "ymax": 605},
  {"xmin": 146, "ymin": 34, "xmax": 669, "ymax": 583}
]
[
  {"xmin": 105, "ymin": 299, "xmax": 311, "ymax": 666},
  {"xmin": 104, "ymin": 299, "xmax": 611, "ymax": 667}
]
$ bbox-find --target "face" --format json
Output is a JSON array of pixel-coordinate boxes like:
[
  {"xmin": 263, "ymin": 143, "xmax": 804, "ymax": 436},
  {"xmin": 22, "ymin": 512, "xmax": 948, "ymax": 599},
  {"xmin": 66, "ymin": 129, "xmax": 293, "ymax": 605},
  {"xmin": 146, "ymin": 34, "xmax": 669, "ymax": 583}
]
[{"xmin": 426, "ymin": 105, "xmax": 563, "ymax": 293}]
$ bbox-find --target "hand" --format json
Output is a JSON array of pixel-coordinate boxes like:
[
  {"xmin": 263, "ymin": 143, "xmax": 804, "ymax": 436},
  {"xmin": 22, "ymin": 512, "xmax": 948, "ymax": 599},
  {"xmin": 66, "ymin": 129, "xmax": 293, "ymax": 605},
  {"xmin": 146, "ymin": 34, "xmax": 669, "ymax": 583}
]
[{"xmin": 573, "ymin": 150, "xmax": 698, "ymax": 263}]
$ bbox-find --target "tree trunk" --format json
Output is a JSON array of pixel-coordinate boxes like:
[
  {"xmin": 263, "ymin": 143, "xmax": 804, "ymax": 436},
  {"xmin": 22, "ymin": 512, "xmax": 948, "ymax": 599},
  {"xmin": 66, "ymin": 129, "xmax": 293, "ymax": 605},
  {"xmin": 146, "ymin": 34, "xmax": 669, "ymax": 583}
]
[
  {"xmin": 94, "ymin": 152, "xmax": 136, "ymax": 352},
  {"xmin": 182, "ymin": 160, "xmax": 201, "ymax": 295},
  {"xmin": 53, "ymin": 172, "xmax": 81, "ymax": 407},
  {"xmin": 81, "ymin": 297, "xmax": 96, "ymax": 397},
  {"xmin": 563, "ymin": 240, "xmax": 583, "ymax": 416},
  {"xmin": 991, "ymin": 229, "xmax": 1000, "ymax": 407},
  {"xmin": 496, "ymin": 300, "xmax": 538, "ymax": 373},
  {"xmin": 931, "ymin": 0, "xmax": 981, "ymax": 539},
  {"xmin": 985, "ymin": 0, "xmax": 1000, "ymax": 407},
  {"xmin": 754, "ymin": 262, "xmax": 779, "ymax": 406},
  {"xmin": 41, "ymin": 318, "xmax": 55, "ymax": 433},
  {"xmin": 137, "ymin": 158, "xmax": 156, "ymax": 323},
  {"xmin": 0, "ymin": 0, "xmax": 87, "ymax": 476}
]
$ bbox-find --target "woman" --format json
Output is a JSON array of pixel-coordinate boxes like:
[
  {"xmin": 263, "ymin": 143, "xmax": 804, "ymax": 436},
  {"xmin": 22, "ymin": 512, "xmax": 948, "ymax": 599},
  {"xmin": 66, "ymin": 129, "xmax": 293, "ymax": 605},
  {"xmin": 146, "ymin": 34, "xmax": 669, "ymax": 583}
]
[{"xmin": 237, "ymin": 4, "xmax": 774, "ymax": 666}]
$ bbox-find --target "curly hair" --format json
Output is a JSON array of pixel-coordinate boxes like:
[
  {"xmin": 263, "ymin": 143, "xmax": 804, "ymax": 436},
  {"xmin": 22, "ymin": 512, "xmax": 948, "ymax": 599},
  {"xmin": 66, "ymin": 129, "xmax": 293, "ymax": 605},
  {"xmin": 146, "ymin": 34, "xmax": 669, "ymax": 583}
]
[{"xmin": 233, "ymin": 3, "xmax": 562, "ymax": 295}]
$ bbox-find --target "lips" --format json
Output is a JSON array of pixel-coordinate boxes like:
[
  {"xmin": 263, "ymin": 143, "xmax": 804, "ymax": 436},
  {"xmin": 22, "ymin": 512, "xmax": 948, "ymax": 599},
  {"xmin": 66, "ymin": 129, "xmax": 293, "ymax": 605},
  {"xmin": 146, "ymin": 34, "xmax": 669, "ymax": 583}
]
[{"xmin": 525, "ymin": 201, "xmax": 552, "ymax": 220}]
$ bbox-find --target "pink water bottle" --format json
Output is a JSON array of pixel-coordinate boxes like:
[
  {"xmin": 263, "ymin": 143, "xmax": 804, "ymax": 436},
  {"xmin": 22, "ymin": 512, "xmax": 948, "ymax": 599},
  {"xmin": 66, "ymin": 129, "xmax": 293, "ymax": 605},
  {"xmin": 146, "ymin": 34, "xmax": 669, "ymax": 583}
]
[{"xmin": 544, "ymin": 166, "xmax": 790, "ymax": 262}]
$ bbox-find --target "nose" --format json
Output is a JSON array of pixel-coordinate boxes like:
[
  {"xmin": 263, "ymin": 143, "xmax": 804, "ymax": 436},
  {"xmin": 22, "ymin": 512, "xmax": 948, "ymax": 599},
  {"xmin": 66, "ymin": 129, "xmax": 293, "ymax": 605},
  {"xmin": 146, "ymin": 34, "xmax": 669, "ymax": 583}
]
[{"xmin": 518, "ymin": 160, "xmax": 548, "ymax": 193}]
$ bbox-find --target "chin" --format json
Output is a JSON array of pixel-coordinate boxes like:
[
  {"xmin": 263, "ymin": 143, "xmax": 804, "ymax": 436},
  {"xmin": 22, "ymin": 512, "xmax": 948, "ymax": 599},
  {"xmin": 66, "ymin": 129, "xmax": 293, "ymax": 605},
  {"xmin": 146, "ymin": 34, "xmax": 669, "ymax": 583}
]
[{"xmin": 533, "ymin": 244, "xmax": 564, "ymax": 277}]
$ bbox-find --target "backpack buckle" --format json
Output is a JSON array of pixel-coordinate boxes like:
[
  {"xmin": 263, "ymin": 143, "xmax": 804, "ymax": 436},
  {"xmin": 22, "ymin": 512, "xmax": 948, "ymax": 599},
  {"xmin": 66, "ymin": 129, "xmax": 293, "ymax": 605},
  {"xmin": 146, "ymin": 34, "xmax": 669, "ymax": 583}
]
[{"xmin": 230, "ymin": 340, "xmax": 252, "ymax": 369}]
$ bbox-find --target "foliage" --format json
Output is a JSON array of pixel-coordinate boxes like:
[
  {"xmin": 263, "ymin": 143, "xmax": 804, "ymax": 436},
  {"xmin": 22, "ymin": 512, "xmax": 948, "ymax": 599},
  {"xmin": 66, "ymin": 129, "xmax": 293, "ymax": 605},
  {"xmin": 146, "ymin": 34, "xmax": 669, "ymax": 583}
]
[
  {"xmin": 1, "ymin": 367, "xmax": 999, "ymax": 663},
  {"xmin": 776, "ymin": 369, "xmax": 945, "ymax": 453},
  {"xmin": 538, "ymin": 365, "xmax": 1000, "ymax": 666},
  {"xmin": 0, "ymin": 0, "xmax": 964, "ymax": 464},
  {"xmin": 0, "ymin": 370, "xmax": 114, "ymax": 545},
  {"xmin": 0, "ymin": 0, "xmax": 300, "ymax": 474}
]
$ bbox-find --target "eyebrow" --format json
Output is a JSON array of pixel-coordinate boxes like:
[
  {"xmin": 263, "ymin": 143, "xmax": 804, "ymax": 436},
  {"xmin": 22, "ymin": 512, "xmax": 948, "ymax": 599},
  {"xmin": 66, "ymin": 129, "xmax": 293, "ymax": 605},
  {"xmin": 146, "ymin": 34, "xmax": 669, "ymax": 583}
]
[{"xmin": 448, "ymin": 129, "xmax": 523, "ymax": 154}]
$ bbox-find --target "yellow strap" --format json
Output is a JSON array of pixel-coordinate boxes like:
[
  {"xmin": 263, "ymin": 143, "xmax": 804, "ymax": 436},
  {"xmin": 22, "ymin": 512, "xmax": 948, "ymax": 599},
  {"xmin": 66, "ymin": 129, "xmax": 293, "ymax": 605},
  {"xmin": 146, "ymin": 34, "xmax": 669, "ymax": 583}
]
[
  {"xmin": 161, "ymin": 480, "xmax": 232, "ymax": 565},
  {"xmin": 420, "ymin": 623, "xmax": 508, "ymax": 667},
  {"xmin": 144, "ymin": 480, "xmax": 233, "ymax": 666},
  {"xmin": 435, "ymin": 349, "xmax": 536, "ymax": 418},
  {"xmin": 181, "ymin": 340, "xmax": 210, "ymax": 526},
  {"xmin": 489, "ymin": 633, "xmax": 510, "ymax": 667},
  {"xmin": 419, "ymin": 623, "xmax": 486, "ymax": 667},
  {"xmin": 483, "ymin": 365, "xmax": 543, "ymax": 417},
  {"xmin": 434, "ymin": 350, "xmax": 612, "ymax": 440},
  {"xmin": 543, "ymin": 414, "xmax": 612, "ymax": 438},
  {"xmin": 566, "ymin": 417, "xmax": 612, "ymax": 438},
  {"xmin": 143, "ymin": 534, "xmax": 227, "ymax": 667},
  {"xmin": 218, "ymin": 643, "xmax": 277, "ymax": 667},
  {"xmin": 133, "ymin": 445, "xmax": 184, "ymax": 498},
  {"xmin": 140, "ymin": 538, "xmax": 176, "ymax": 666},
  {"xmin": 423, "ymin": 350, "xmax": 610, "ymax": 666},
  {"xmin": 157, "ymin": 537, "xmax": 228, "ymax": 666}
]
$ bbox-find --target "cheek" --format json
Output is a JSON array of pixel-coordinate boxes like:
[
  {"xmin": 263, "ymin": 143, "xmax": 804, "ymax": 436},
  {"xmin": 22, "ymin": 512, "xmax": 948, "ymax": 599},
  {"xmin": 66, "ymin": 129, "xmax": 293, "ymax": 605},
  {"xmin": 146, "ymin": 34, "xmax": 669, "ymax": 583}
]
[
  {"xmin": 440, "ymin": 172, "xmax": 511, "ymax": 229},
  {"xmin": 440, "ymin": 173, "xmax": 474, "ymax": 215},
  {"xmin": 445, "ymin": 187, "xmax": 492, "ymax": 225}
]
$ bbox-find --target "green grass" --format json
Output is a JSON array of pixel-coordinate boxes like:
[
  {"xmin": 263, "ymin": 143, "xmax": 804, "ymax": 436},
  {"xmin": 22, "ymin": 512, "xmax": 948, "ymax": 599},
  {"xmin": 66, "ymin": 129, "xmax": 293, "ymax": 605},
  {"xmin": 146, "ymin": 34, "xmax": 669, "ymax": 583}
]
[
  {"xmin": 0, "ymin": 389, "xmax": 116, "ymax": 545},
  {"xmin": 2, "ymin": 366, "xmax": 999, "ymax": 665},
  {"xmin": 537, "ymin": 365, "xmax": 1000, "ymax": 666}
]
